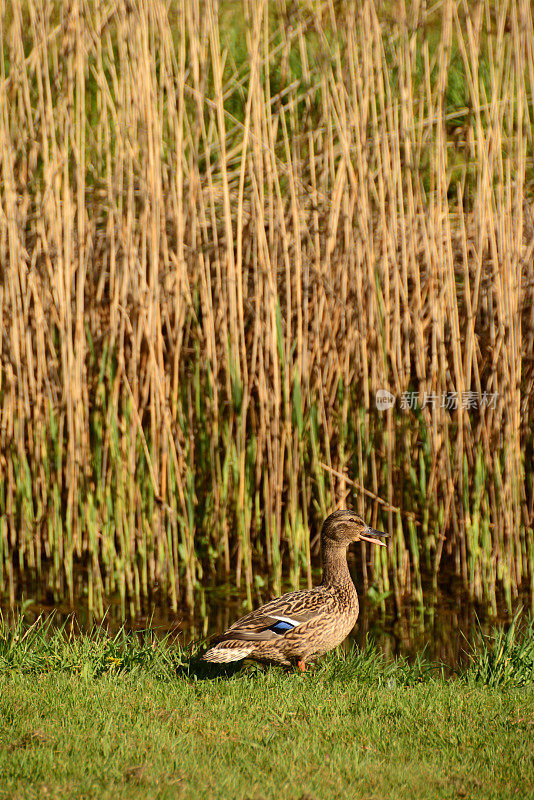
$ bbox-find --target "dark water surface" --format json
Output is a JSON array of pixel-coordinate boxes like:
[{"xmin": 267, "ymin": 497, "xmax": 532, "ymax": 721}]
[{"xmin": 2, "ymin": 563, "xmax": 528, "ymax": 670}]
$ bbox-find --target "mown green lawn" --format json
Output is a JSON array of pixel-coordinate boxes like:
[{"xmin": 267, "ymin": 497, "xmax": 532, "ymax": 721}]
[{"xmin": 0, "ymin": 619, "xmax": 532, "ymax": 800}]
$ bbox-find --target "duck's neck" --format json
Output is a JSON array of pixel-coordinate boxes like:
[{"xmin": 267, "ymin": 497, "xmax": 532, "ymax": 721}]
[{"xmin": 321, "ymin": 540, "xmax": 353, "ymax": 588}]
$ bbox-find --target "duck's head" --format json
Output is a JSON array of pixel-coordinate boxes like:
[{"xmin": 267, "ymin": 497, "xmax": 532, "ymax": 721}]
[{"xmin": 321, "ymin": 509, "xmax": 390, "ymax": 548}]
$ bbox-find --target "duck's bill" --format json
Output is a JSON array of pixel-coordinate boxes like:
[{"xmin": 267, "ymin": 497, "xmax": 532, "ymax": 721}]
[{"xmin": 360, "ymin": 527, "xmax": 390, "ymax": 547}]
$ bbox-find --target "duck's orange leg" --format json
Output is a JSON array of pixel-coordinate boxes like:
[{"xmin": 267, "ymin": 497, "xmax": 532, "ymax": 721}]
[{"xmin": 297, "ymin": 659, "xmax": 306, "ymax": 673}]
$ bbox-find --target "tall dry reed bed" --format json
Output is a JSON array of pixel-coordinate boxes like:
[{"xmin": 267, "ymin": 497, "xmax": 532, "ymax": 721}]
[{"xmin": 0, "ymin": 0, "xmax": 533, "ymax": 618}]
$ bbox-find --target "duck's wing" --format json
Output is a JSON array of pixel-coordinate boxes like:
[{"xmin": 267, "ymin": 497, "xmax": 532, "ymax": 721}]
[{"xmin": 211, "ymin": 588, "xmax": 333, "ymax": 644}]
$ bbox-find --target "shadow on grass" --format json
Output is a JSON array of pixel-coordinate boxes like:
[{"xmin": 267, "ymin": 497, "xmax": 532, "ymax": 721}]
[
  {"xmin": 177, "ymin": 646, "xmax": 298, "ymax": 681},
  {"xmin": 175, "ymin": 649, "xmax": 245, "ymax": 681}
]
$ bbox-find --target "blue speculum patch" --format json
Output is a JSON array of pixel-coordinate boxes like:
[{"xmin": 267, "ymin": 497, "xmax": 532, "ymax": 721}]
[{"xmin": 269, "ymin": 620, "xmax": 295, "ymax": 634}]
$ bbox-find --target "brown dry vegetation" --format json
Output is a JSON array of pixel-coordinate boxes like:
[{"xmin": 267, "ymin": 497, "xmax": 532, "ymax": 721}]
[{"xmin": 0, "ymin": 0, "xmax": 533, "ymax": 619}]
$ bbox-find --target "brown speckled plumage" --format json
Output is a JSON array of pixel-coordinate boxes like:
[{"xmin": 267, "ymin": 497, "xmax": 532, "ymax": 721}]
[{"xmin": 203, "ymin": 510, "xmax": 389, "ymax": 669}]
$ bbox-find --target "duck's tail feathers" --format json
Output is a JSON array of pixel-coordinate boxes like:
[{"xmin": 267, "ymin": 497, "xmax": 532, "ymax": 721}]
[{"xmin": 202, "ymin": 643, "xmax": 254, "ymax": 663}]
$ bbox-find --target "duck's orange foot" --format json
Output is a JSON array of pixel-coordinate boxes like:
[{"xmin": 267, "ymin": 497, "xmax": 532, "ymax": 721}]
[{"xmin": 297, "ymin": 659, "xmax": 306, "ymax": 673}]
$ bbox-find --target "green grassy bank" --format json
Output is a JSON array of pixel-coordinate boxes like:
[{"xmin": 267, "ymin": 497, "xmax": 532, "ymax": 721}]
[{"xmin": 0, "ymin": 616, "xmax": 532, "ymax": 800}]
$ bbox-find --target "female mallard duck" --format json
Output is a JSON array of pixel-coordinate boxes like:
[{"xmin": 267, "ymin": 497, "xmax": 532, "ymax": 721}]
[{"xmin": 203, "ymin": 510, "xmax": 389, "ymax": 671}]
